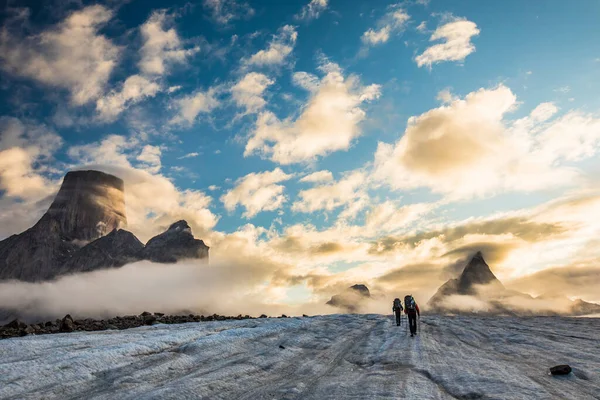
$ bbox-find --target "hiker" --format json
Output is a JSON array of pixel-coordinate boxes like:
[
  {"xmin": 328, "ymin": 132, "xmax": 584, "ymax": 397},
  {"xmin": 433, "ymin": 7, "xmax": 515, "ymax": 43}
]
[
  {"xmin": 392, "ymin": 298, "xmax": 403, "ymax": 326},
  {"xmin": 404, "ymin": 295, "xmax": 420, "ymax": 337}
]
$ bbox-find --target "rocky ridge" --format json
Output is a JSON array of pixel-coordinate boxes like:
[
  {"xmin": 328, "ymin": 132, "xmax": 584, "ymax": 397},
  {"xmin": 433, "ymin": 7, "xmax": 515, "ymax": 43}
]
[
  {"xmin": 428, "ymin": 252, "xmax": 600, "ymax": 316},
  {"xmin": 0, "ymin": 170, "xmax": 209, "ymax": 282}
]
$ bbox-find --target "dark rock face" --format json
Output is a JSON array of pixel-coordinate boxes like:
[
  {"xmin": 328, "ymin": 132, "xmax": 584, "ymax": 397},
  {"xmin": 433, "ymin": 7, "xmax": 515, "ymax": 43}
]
[
  {"xmin": 142, "ymin": 220, "xmax": 209, "ymax": 263},
  {"xmin": 0, "ymin": 171, "xmax": 209, "ymax": 284},
  {"xmin": 428, "ymin": 252, "xmax": 600, "ymax": 316},
  {"xmin": 429, "ymin": 252, "xmax": 503, "ymax": 309},
  {"xmin": 58, "ymin": 229, "xmax": 144, "ymax": 275},
  {"xmin": 456, "ymin": 251, "xmax": 503, "ymax": 294},
  {"xmin": 326, "ymin": 284, "xmax": 371, "ymax": 312},
  {"xmin": 0, "ymin": 170, "xmax": 127, "ymax": 282},
  {"xmin": 45, "ymin": 170, "xmax": 127, "ymax": 242}
]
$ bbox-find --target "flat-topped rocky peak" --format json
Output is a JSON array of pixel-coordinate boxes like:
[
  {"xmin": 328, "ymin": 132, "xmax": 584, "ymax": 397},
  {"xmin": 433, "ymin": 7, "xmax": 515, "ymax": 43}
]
[{"xmin": 43, "ymin": 170, "xmax": 127, "ymax": 242}]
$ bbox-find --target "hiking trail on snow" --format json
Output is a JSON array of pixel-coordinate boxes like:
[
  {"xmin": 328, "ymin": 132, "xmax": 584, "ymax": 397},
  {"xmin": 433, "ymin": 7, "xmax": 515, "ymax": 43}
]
[{"xmin": 0, "ymin": 314, "xmax": 598, "ymax": 399}]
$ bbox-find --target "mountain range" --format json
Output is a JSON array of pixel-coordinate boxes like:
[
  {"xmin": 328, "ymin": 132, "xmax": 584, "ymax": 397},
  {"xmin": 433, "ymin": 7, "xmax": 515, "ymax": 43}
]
[
  {"xmin": 428, "ymin": 251, "xmax": 600, "ymax": 316},
  {"xmin": 0, "ymin": 170, "xmax": 209, "ymax": 283}
]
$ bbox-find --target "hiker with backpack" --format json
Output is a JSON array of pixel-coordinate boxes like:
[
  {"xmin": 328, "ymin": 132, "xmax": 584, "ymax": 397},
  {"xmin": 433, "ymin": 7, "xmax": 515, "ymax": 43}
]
[
  {"xmin": 392, "ymin": 298, "xmax": 403, "ymax": 326},
  {"xmin": 404, "ymin": 295, "xmax": 420, "ymax": 337}
]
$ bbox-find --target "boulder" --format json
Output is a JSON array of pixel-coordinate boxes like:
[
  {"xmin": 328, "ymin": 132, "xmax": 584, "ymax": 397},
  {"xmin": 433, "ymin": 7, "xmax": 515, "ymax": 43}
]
[
  {"xmin": 550, "ymin": 365, "xmax": 572, "ymax": 376},
  {"xmin": 60, "ymin": 314, "xmax": 75, "ymax": 333}
]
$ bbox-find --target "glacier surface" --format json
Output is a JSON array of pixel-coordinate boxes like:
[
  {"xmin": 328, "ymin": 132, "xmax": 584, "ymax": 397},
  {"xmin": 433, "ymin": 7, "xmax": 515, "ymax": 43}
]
[{"xmin": 1, "ymin": 314, "xmax": 598, "ymax": 399}]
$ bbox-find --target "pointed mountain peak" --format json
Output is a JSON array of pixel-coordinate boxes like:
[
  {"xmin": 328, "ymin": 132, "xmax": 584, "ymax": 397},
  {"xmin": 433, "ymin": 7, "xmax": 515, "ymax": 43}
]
[{"xmin": 457, "ymin": 251, "xmax": 502, "ymax": 293}]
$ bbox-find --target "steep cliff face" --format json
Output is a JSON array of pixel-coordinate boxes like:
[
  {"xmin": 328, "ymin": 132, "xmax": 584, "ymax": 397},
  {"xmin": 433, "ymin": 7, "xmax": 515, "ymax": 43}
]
[
  {"xmin": 0, "ymin": 170, "xmax": 209, "ymax": 282},
  {"xmin": 44, "ymin": 170, "xmax": 127, "ymax": 242},
  {"xmin": 0, "ymin": 171, "xmax": 126, "ymax": 281}
]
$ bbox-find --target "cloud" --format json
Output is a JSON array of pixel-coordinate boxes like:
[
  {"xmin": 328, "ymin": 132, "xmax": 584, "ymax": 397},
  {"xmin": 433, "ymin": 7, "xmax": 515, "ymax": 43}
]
[
  {"xmin": 373, "ymin": 85, "xmax": 600, "ymax": 200},
  {"xmin": 361, "ymin": 7, "xmax": 410, "ymax": 46},
  {"xmin": 136, "ymin": 145, "xmax": 162, "ymax": 174},
  {"xmin": 295, "ymin": 0, "xmax": 328, "ymax": 21},
  {"xmin": 508, "ymin": 263, "xmax": 600, "ymax": 303},
  {"xmin": 231, "ymin": 72, "xmax": 275, "ymax": 114},
  {"xmin": 299, "ymin": 170, "xmax": 333, "ymax": 183},
  {"xmin": 178, "ymin": 152, "xmax": 200, "ymax": 159},
  {"xmin": 0, "ymin": 117, "xmax": 64, "ymax": 238},
  {"xmin": 0, "ymin": 5, "xmax": 120, "ymax": 105},
  {"xmin": 246, "ymin": 25, "xmax": 297, "ymax": 67},
  {"xmin": 221, "ymin": 168, "xmax": 294, "ymax": 218},
  {"xmin": 0, "ymin": 117, "xmax": 62, "ymax": 200},
  {"xmin": 245, "ymin": 62, "xmax": 381, "ymax": 164},
  {"xmin": 292, "ymin": 171, "xmax": 368, "ymax": 219},
  {"xmin": 96, "ymin": 75, "xmax": 161, "ymax": 121},
  {"xmin": 139, "ymin": 10, "xmax": 199, "ymax": 76},
  {"xmin": 169, "ymin": 87, "xmax": 221, "ymax": 125},
  {"xmin": 416, "ymin": 21, "xmax": 427, "ymax": 33},
  {"xmin": 203, "ymin": 0, "xmax": 255, "ymax": 26},
  {"xmin": 365, "ymin": 201, "xmax": 438, "ymax": 235},
  {"xmin": 415, "ymin": 17, "xmax": 480, "ymax": 67}
]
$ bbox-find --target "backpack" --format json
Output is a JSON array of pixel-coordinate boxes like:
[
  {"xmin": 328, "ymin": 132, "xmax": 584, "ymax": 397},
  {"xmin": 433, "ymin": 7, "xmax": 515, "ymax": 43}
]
[
  {"xmin": 404, "ymin": 295, "xmax": 415, "ymax": 311},
  {"xmin": 393, "ymin": 298, "xmax": 401, "ymax": 309}
]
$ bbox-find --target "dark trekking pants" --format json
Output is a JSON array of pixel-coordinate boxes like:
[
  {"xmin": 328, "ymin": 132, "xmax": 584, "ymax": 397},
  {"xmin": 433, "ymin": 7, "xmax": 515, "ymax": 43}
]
[
  {"xmin": 394, "ymin": 310, "xmax": 402, "ymax": 326},
  {"xmin": 408, "ymin": 311, "xmax": 417, "ymax": 334}
]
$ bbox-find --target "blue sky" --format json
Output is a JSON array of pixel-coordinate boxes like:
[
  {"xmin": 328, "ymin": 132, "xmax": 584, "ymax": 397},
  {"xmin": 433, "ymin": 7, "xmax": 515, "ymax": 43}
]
[{"xmin": 2, "ymin": 0, "xmax": 600, "ymax": 305}]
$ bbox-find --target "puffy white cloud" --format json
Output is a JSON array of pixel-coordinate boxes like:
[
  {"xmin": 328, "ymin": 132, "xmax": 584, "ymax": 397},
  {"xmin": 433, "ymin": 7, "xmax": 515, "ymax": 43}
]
[
  {"xmin": 169, "ymin": 87, "xmax": 221, "ymax": 125},
  {"xmin": 362, "ymin": 7, "xmax": 410, "ymax": 46},
  {"xmin": 246, "ymin": 25, "xmax": 297, "ymax": 67},
  {"xmin": 415, "ymin": 17, "xmax": 480, "ymax": 67},
  {"xmin": 96, "ymin": 75, "xmax": 161, "ymax": 121},
  {"xmin": 292, "ymin": 171, "xmax": 368, "ymax": 219},
  {"xmin": 0, "ymin": 117, "xmax": 62, "ymax": 200},
  {"xmin": 221, "ymin": 168, "xmax": 294, "ymax": 218},
  {"xmin": 365, "ymin": 201, "xmax": 438, "ymax": 234},
  {"xmin": 0, "ymin": 5, "xmax": 120, "ymax": 105},
  {"xmin": 231, "ymin": 72, "xmax": 274, "ymax": 114},
  {"xmin": 136, "ymin": 145, "xmax": 162, "ymax": 174},
  {"xmin": 139, "ymin": 11, "xmax": 199, "ymax": 76},
  {"xmin": 0, "ymin": 117, "xmax": 64, "ymax": 238},
  {"xmin": 373, "ymin": 85, "xmax": 600, "ymax": 199},
  {"xmin": 245, "ymin": 62, "xmax": 381, "ymax": 164},
  {"xmin": 295, "ymin": 0, "xmax": 328, "ymax": 21},
  {"xmin": 203, "ymin": 0, "xmax": 255, "ymax": 26},
  {"xmin": 299, "ymin": 170, "xmax": 333, "ymax": 183}
]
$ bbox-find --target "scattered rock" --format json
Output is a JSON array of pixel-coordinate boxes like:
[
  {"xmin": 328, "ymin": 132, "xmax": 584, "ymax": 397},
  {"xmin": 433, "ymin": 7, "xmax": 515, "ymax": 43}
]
[
  {"xmin": 0, "ymin": 312, "xmax": 267, "ymax": 340},
  {"xmin": 23, "ymin": 325, "xmax": 36, "ymax": 335},
  {"xmin": 279, "ymin": 345, "xmax": 285, "ymax": 349},
  {"xmin": 259, "ymin": 314, "xmax": 268, "ymax": 318},
  {"xmin": 60, "ymin": 315, "xmax": 75, "ymax": 333},
  {"xmin": 550, "ymin": 365, "xmax": 572, "ymax": 376},
  {"xmin": 5, "ymin": 319, "xmax": 27, "ymax": 330}
]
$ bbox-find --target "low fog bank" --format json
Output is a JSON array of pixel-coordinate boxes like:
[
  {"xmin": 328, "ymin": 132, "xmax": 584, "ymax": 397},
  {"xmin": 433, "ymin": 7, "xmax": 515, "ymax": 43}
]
[
  {"xmin": 0, "ymin": 260, "xmax": 345, "ymax": 324},
  {"xmin": 428, "ymin": 283, "xmax": 600, "ymax": 316}
]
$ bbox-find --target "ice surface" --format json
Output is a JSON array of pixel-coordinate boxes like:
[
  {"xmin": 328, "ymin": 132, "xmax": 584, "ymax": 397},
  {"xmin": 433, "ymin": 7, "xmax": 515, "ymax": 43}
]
[{"xmin": 0, "ymin": 315, "xmax": 598, "ymax": 399}]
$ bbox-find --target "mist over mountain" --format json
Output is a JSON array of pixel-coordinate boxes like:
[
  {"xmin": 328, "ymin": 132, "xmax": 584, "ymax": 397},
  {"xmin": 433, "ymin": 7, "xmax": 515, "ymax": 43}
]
[
  {"xmin": 0, "ymin": 170, "xmax": 209, "ymax": 283},
  {"xmin": 428, "ymin": 252, "xmax": 600, "ymax": 316}
]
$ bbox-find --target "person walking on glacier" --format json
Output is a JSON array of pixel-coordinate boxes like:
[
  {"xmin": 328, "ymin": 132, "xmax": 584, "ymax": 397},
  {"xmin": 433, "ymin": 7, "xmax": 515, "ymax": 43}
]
[
  {"xmin": 404, "ymin": 295, "xmax": 420, "ymax": 337},
  {"xmin": 392, "ymin": 298, "xmax": 403, "ymax": 326}
]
